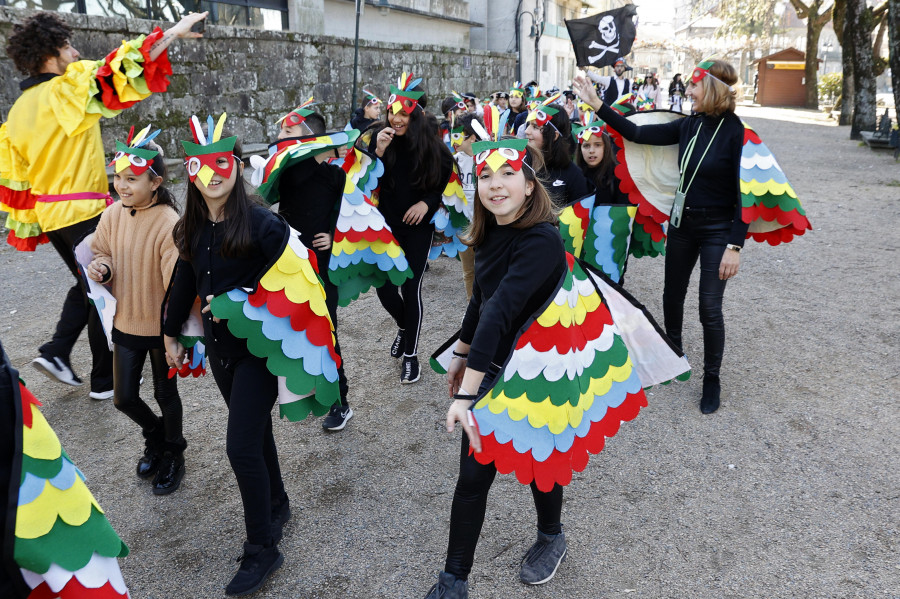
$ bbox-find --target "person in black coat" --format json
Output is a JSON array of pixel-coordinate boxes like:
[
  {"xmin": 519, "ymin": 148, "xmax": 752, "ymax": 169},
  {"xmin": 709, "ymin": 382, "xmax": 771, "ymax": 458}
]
[
  {"xmin": 349, "ymin": 88, "xmax": 382, "ymax": 132},
  {"xmin": 524, "ymin": 101, "xmax": 590, "ymax": 207},
  {"xmin": 575, "ymin": 59, "xmax": 747, "ymax": 415}
]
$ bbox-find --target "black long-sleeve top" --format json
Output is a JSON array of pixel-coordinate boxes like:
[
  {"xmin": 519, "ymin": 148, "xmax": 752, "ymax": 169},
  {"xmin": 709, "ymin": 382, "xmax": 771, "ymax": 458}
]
[
  {"xmin": 544, "ymin": 161, "xmax": 591, "ymax": 208},
  {"xmin": 597, "ymin": 103, "xmax": 750, "ymax": 246},
  {"xmin": 459, "ymin": 222, "xmax": 566, "ymax": 372},
  {"xmin": 582, "ymin": 164, "xmax": 630, "ymax": 205},
  {"xmin": 368, "ymin": 134, "xmax": 453, "ymax": 233},
  {"xmin": 163, "ymin": 205, "xmax": 287, "ymax": 357},
  {"xmin": 277, "ymin": 158, "xmax": 343, "ymax": 251}
]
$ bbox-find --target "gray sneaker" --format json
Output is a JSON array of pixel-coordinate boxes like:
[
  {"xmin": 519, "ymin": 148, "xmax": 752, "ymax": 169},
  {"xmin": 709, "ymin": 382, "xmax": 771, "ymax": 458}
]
[
  {"xmin": 423, "ymin": 571, "xmax": 468, "ymax": 599},
  {"xmin": 519, "ymin": 530, "xmax": 567, "ymax": 585}
]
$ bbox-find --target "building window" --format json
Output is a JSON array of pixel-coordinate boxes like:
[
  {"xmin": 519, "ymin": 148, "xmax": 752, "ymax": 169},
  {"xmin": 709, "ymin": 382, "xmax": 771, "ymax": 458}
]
[{"xmin": 2, "ymin": 0, "xmax": 288, "ymax": 30}]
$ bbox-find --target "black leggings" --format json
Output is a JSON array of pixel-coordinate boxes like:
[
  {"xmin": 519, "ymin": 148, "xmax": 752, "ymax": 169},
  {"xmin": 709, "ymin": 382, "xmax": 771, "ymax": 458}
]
[
  {"xmin": 444, "ymin": 437, "xmax": 564, "ymax": 580},
  {"xmin": 662, "ymin": 216, "xmax": 731, "ymax": 379},
  {"xmin": 38, "ymin": 215, "xmax": 113, "ymax": 390},
  {"xmin": 113, "ymin": 344, "xmax": 184, "ymax": 450},
  {"xmin": 208, "ymin": 351, "xmax": 285, "ymax": 546},
  {"xmin": 375, "ymin": 225, "xmax": 433, "ymax": 357},
  {"xmin": 443, "ymin": 370, "xmax": 563, "ymax": 580}
]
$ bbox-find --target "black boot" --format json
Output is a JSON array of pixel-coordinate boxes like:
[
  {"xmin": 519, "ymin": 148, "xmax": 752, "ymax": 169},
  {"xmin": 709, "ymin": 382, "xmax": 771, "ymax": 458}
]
[
  {"xmin": 152, "ymin": 446, "xmax": 185, "ymax": 495},
  {"xmin": 271, "ymin": 494, "xmax": 291, "ymax": 543},
  {"xmin": 700, "ymin": 375, "xmax": 720, "ymax": 414},
  {"xmin": 225, "ymin": 542, "xmax": 284, "ymax": 596},
  {"xmin": 137, "ymin": 422, "xmax": 164, "ymax": 479}
]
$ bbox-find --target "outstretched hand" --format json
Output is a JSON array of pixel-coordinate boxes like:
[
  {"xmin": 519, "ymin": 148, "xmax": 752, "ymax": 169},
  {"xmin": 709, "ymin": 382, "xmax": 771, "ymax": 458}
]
[
  {"xmin": 171, "ymin": 11, "xmax": 209, "ymax": 39},
  {"xmin": 573, "ymin": 74, "xmax": 603, "ymax": 111}
]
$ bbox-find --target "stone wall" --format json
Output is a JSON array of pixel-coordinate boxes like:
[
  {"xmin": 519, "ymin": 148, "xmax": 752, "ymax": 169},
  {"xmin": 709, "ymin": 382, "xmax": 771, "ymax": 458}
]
[{"xmin": 0, "ymin": 7, "xmax": 516, "ymax": 157}]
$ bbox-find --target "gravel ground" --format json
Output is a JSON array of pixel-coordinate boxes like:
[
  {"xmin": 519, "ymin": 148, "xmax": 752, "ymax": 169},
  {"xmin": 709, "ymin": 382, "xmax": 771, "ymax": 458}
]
[{"xmin": 1, "ymin": 106, "xmax": 898, "ymax": 599}]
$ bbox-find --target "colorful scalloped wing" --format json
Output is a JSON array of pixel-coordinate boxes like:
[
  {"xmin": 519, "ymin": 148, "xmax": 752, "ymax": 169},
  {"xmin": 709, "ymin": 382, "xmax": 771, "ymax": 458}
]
[
  {"xmin": 740, "ymin": 123, "xmax": 811, "ymax": 245},
  {"xmin": 73, "ymin": 233, "xmax": 116, "ymax": 351},
  {"xmin": 209, "ymin": 229, "xmax": 341, "ymax": 420},
  {"xmin": 329, "ymin": 148, "xmax": 412, "ymax": 306},
  {"xmin": 1, "ymin": 124, "xmax": 49, "ymax": 251},
  {"xmin": 434, "ymin": 254, "xmax": 689, "ymax": 491},
  {"xmin": 606, "ymin": 110, "xmax": 684, "ymax": 227},
  {"xmin": 429, "ymin": 166, "xmax": 471, "ymax": 259},
  {"xmin": 558, "ymin": 195, "xmax": 658, "ymax": 282},
  {"xmin": 252, "ymin": 131, "xmax": 359, "ymax": 204},
  {"xmin": 92, "ymin": 28, "xmax": 172, "ymax": 113},
  {"xmin": 15, "ymin": 381, "xmax": 130, "ymax": 596},
  {"xmin": 169, "ymin": 298, "xmax": 207, "ymax": 379}
]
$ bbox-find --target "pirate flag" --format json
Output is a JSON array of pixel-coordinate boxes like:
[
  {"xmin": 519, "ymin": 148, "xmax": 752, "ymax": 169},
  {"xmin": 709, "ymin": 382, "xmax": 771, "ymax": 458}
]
[{"xmin": 566, "ymin": 5, "xmax": 638, "ymax": 69}]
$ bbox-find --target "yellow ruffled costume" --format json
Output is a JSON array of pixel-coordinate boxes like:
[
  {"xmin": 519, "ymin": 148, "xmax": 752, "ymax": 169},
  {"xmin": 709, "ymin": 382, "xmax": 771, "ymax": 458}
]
[{"xmin": 0, "ymin": 28, "xmax": 172, "ymax": 251}]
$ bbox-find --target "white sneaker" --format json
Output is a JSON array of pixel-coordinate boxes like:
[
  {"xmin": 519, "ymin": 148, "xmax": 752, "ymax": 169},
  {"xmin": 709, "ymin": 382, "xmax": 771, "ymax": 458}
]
[
  {"xmin": 32, "ymin": 355, "xmax": 83, "ymax": 386},
  {"xmin": 89, "ymin": 389, "xmax": 114, "ymax": 401}
]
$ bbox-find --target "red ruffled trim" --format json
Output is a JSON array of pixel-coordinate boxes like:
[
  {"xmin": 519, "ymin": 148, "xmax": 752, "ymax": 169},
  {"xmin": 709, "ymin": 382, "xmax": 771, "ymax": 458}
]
[
  {"xmin": 6, "ymin": 229, "xmax": 49, "ymax": 252},
  {"xmin": 741, "ymin": 204, "xmax": 812, "ymax": 246},
  {"xmin": 95, "ymin": 47, "xmax": 139, "ymax": 111},
  {"xmin": 608, "ymin": 127, "xmax": 669, "ymax": 225},
  {"xmin": 0, "ymin": 185, "xmax": 36, "ymax": 210},
  {"xmin": 337, "ymin": 227, "xmax": 395, "ymax": 245},
  {"xmin": 19, "ymin": 382, "xmax": 42, "ymax": 429},
  {"xmin": 473, "ymin": 389, "xmax": 648, "ymax": 492},
  {"xmin": 28, "ymin": 578, "xmax": 128, "ymax": 599},
  {"xmin": 139, "ymin": 27, "xmax": 172, "ymax": 93},
  {"xmin": 247, "ymin": 287, "xmax": 341, "ymax": 368},
  {"xmin": 516, "ymin": 299, "xmax": 612, "ymax": 353},
  {"xmin": 743, "ymin": 128, "xmax": 762, "ymax": 145}
]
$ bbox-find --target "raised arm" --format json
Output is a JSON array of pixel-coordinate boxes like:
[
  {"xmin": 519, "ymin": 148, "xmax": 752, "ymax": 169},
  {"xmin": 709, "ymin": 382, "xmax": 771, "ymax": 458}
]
[{"xmin": 147, "ymin": 12, "xmax": 208, "ymax": 61}]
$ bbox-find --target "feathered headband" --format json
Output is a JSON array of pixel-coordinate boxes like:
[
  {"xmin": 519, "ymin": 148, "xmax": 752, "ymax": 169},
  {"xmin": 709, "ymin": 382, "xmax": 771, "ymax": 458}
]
[
  {"xmin": 277, "ymin": 97, "xmax": 318, "ymax": 128},
  {"xmin": 509, "ymin": 81, "xmax": 526, "ymax": 98},
  {"xmin": 450, "ymin": 90, "xmax": 467, "ymax": 113},
  {"xmin": 691, "ymin": 58, "xmax": 735, "ymax": 92},
  {"xmin": 362, "ymin": 88, "xmax": 382, "ymax": 106},
  {"xmin": 469, "ymin": 105, "xmax": 529, "ymax": 176},
  {"xmin": 572, "ymin": 111, "xmax": 607, "ymax": 144},
  {"xmin": 181, "ymin": 113, "xmax": 239, "ymax": 187},
  {"xmin": 109, "ymin": 124, "xmax": 161, "ymax": 176},
  {"xmin": 525, "ymin": 92, "xmax": 562, "ymax": 126},
  {"xmin": 387, "ymin": 72, "xmax": 425, "ymax": 114}
]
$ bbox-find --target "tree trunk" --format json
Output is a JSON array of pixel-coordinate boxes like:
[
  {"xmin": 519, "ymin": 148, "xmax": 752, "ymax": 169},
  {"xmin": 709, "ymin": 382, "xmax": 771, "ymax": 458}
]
[
  {"xmin": 803, "ymin": 16, "xmax": 823, "ymax": 108},
  {"xmin": 839, "ymin": 15, "xmax": 854, "ymax": 125},
  {"xmin": 889, "ymin": 0, "xmax": 900, "ymax": 122},
  {"xmin": 849, "ymin": 0, "xmax": 877, "ymax": 139}
]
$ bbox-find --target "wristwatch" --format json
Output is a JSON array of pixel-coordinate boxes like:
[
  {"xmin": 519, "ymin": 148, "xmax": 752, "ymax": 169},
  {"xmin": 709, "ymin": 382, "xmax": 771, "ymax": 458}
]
[{"xmin": 725, "ymin": 244, "xmax": 742, "ymax": 253}]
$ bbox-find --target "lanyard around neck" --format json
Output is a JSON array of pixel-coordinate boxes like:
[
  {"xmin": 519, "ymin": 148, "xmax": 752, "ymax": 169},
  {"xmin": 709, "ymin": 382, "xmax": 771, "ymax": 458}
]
[{"xmin": 678, "ymin": 118, "xmax": 724, "ymax": 196}]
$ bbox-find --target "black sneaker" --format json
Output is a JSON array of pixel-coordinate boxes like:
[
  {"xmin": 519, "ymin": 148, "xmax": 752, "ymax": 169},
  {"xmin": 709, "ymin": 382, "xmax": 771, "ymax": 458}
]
[
  {"xmin": 136, "ymin": 445, "xmax": 162, "ymax": 479},
  {"xmin": 32, "ymin": 354, "xmax": 82, "ymax": 386},
  {"xmin": 423, "ymin": 571, "xmax": 468, "ymax": 598},
  {"xmin": 225, "ymin": 542, "xmax": 284, "ymax": 596},
  {"xmin": 271, "ymin": 495, "xmax": 291, "ymax": 543},
  {"xmin": 322, "ymin": 404, "xmax": 353, "ymax": 431},
  {"xmin": 401, "ymin": 355, "xmax": 420, "ymax": 384},
  {"xmin": 390, "ymin": 329, "xmax": 405, "ymax": 359},
  {"xmin": 519, "ymin": 529, "xmax": 567, "ymax": 585}
]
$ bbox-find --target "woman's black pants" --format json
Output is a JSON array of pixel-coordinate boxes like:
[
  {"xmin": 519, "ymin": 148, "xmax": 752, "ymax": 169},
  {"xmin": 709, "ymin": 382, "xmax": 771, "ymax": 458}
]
[
  {"xmin": 208, "ymin": 351, "xmax": 285, "ymax": 546},
  {"xmin": 662, "ymin": 214, "xmax": 731, "ymax": 379},
  {"xmin": 113, "ymin": 344, "xmax": 184, "ymax": 451},
  {"xmin": 375, "ymin": 224, "xmax": 433, "ymax": 357}
]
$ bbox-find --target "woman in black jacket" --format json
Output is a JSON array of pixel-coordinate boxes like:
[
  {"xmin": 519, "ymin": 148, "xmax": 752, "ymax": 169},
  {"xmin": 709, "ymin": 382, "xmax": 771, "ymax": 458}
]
[
  {"xmin": 575, "ymin": 59, "xmax": 746, "ymax": 414},
  {"xmin": 524, "ymin": 98, "xmax": 590, "ymax": 207}
]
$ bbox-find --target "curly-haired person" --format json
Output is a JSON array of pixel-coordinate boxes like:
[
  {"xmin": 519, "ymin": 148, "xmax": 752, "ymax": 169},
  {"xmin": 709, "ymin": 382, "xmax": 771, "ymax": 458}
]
[{"xmin": 0, "ymin": 11, "xmax": 206, "ymax": 399}]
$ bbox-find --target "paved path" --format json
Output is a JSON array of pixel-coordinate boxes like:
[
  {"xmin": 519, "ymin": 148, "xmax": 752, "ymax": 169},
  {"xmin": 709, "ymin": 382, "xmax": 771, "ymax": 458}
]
[{"xmin": 1, "ymin": 106, "xmax": 898, "ymax": 598}]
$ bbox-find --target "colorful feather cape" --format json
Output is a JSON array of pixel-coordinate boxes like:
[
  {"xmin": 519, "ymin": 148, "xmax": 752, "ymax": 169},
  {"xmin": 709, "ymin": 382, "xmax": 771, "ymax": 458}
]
[
  {"xmin": 11, "ymin": 378, "xmax": 130, "ymax": 598},
  {"xmin": 558, "ymin": 194, "xmax": 664, "ymax": 283},
  {"xmin": 329, "ymin": 147, "xmax": 413, "ymax": 305},
  {"xmin": 607, "ymin": 110, "xmax": 811, "ymax": 245},
  {"xmin": 208, "ymin": 227, "xmax": 341, "ymax": 421},
  {"xmin": 429, "ymin": 162, "xmax": 471, "ymax": 259},
  {"xmin": 431, "ymin": 254, "xmax": 690, "ymax": 491}
]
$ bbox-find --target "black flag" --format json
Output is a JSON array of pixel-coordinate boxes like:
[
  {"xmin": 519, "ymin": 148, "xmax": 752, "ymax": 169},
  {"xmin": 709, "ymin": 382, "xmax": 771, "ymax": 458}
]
[{"xmin": 565, "ymin": 5, "xmax": 638, "ymax": 69}]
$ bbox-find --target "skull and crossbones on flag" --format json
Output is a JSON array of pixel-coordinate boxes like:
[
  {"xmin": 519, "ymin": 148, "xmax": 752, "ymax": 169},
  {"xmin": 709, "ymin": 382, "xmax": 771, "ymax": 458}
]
[{"xmin": 565, "ymin": 5, "xmax": 638, "ymax": 69}]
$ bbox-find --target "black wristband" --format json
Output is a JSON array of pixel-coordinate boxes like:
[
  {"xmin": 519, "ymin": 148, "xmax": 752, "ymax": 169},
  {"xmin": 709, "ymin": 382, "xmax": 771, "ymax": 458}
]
[
  {"xmin": 453, "ymin": 393, "xmax": 477, "ymax": 401},
  {"xmin": 452, "ymin": 351, "xmax": 469, "ymax": 359}
]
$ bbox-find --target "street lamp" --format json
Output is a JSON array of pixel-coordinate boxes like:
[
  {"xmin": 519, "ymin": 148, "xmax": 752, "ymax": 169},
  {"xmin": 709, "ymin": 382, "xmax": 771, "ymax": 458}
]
[
  {"xmin": 821, "ymin": 41, "xmax": 833, "ymax": 75},
  {"xmin": 351, "ymin": 0, "xmax": 390, "ymax": 113}
]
